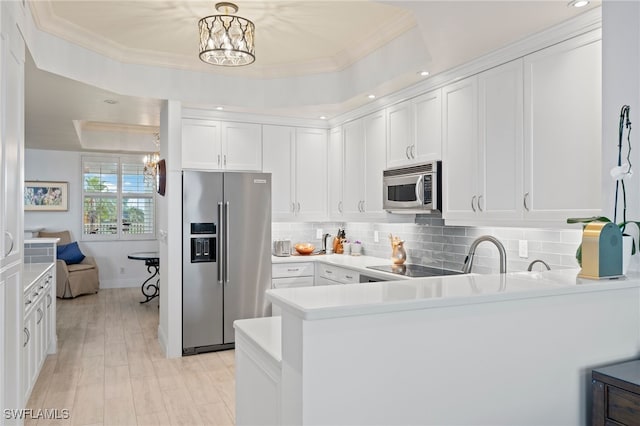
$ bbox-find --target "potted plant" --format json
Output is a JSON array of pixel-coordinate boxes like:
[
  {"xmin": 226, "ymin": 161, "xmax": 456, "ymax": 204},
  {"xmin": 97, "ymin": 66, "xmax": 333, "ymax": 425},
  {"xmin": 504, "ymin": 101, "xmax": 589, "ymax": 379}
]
[{"xmin": 567, "ymin": 105, "xmax": 638, "ymax": 269}]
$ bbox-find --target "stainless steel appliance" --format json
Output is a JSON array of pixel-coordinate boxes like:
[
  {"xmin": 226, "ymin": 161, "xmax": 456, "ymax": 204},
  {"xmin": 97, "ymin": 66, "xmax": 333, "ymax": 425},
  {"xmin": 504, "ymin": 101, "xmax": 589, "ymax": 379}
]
[
  {"xmin": 367, "ymin": 264, "xmax": 462, "ymax": 278},
  {"xmin": 273, "ymin": 240, "xmax": 291, "ymax": 257},
  {"xmin": 383, "ymin": 161, "xmax": 442, "ymax": 213},
  {"xmin": 182, "ymin": 171, "xmax": 271, "ymax": 355}
]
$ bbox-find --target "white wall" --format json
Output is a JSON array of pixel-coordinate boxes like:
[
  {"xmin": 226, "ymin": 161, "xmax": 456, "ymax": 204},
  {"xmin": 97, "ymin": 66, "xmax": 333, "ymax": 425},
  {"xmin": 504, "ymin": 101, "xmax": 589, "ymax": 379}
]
[
  {"xmin": 24, "ymin": 148, "xmax": 158, "ymax": 288},
  {"xmin": 602, "ymin": 1, "xmax": 640, "ymax": 271}
]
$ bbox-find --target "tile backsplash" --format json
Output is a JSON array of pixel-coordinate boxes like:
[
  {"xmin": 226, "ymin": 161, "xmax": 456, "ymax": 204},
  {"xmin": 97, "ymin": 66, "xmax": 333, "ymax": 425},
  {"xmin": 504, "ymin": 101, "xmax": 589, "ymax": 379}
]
[
  {"xmin": 272, "ymin": 216, "xmax": 583, "ymax": 274},
  {"xmin": 24, "ymin": 242, "xmax": 56, "ymax": 264}
]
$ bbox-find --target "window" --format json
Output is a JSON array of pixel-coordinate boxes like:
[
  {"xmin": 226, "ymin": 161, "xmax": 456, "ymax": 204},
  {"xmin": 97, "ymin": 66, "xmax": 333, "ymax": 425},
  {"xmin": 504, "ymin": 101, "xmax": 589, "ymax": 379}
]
[{"xmin": 82, "ymin": 155, "xmax": 156, "ymax": 240}]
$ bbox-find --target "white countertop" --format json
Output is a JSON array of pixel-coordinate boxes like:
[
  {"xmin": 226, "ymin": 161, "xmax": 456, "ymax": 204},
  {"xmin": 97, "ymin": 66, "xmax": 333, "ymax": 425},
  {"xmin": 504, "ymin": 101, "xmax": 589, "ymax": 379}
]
[
  {"xmin": 23, "ymin": 263, "xmax": 55, "ymax": 288},
  {"xmin": 267, "ymin": 268, "xmax": 640, "ymax": 320},
  {"xmin": 234, "ymin": 316, "xmax": 282, "ymax": 363},
  {"xmin": 24, "ymin": 238, "xmax": 60, "ymax": 244}
]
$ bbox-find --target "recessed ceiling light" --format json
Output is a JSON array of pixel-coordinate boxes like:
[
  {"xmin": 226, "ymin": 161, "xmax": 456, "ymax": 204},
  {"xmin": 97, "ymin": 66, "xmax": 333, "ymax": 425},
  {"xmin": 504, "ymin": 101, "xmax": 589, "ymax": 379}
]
[
  {"xmin": 103, "ymin": 99, "xmax": 118, "ymax": 104},
  {"xmin": 367, "ymin": 94, "xmax": 376, "ymax": 99},
  {"xmin": 319, "ymin": 116, "xmax": 327, "ymax": 120},
  {"xmin": 568, "ymin": 0, "xmax": 589, "ymax": 7},
  {"xmin": 418, "ymin": 71, "xmax": 430, "ymax": 77},
  {"xmin": 216, "ymin": 106, "xmax": 224, "ymax": 111}
]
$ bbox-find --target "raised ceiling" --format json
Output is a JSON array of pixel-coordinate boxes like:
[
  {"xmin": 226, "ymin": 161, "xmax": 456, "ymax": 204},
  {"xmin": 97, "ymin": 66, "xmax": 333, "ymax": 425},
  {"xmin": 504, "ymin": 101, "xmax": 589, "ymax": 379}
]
[{"xmin": 25, "ymin": 1, "xmax": 600, "ymax": 152}]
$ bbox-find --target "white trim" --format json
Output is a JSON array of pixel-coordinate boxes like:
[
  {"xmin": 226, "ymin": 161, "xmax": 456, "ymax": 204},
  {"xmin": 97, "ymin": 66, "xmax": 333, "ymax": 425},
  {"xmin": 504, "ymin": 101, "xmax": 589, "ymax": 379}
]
[{"xmin": 181, "ymin": 107, "xmax": 330, "ymax": 129}]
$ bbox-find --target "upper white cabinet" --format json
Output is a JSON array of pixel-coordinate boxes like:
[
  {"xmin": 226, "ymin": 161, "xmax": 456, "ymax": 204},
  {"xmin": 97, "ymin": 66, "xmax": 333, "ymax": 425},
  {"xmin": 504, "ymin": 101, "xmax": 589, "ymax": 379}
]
[
  {"xmin": 386, "ymin": 89, "xmax": 441, "ymax": 168},
  {"xmin": 332, "ymin": 110, "xmax": 387, "ymax": 220},
  {"xmin": 328, "ymin": 127, "xmax": 344, "ymax": 218},
  {"xmin": 0, "ymin": 15, "xmax": 24, "ymax": 266},
  {"xmin": 442, "ymin": 76, "xmax": 479, "ymax": 220},
  {"xmin": 523, "ymin": 32, "xmax": 602, "ymax": 221},
  {"xmin": 263, "ymin": 125, "xmax": 328, "ymax": 221},
  {"xmin": 444, "ymin": 60, "xmax": 524, "ymax": 222},
  {"xmin": 386, "ymin": 101, "xmax": 413, "ymax": 167},
  {"xmin": 444, "ymin": 31, "xmax": 601, "ymax": 225},
  {"xmin": 182, "ymin": 119, "xmax": 262, "ymax": 171}
]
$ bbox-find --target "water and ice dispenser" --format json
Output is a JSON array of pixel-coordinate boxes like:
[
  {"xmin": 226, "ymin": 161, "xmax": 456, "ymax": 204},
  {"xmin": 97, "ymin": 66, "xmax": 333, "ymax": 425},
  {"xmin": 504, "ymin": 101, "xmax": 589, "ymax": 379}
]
[{"xmin": 190, "ymin": 222, "xmax": 216, "ymax": 263}]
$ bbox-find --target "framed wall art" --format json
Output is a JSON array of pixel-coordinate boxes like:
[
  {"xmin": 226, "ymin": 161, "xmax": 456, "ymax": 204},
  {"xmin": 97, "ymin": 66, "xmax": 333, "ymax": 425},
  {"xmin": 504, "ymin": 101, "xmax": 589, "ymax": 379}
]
[{"xmin": 24, "ymin": 181, "xmax": 69, "ymax": 211}]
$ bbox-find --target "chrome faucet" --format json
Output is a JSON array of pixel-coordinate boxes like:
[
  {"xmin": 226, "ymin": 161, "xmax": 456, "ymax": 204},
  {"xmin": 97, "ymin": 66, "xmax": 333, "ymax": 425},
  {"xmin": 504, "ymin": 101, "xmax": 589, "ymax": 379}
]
[
  {"xmin": 321, "ymin": 233, "xmax": 331, "ymax": 254},
  {"xmin": 527, "ymin": 259, "xmax": 551, "ymax": 271},
  {"xmin": 462, "ymin": 235, "xmax": 507, "ymax": 274}
]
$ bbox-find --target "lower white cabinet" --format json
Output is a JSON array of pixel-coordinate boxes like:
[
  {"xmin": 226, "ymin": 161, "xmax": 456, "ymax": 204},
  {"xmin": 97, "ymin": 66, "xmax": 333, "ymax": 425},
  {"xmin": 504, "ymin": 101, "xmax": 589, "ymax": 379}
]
[
  {"xmin": 315, "ymin": 264, "xmax": 360, "ymax": 286},
  {"xmin": 272, "ymin": 262, "xmax": 314, "ymax": 316},
  {"xmin": 22, "ymin": 263, "xmax": 56, "ymax": 403}
]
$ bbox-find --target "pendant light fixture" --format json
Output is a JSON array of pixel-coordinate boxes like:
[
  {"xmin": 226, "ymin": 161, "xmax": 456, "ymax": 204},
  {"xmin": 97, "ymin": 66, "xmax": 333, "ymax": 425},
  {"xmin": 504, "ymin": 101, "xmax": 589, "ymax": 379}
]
[{"xmin": 198, "ymin": 2, "xmax": 255, "ymax": 66}]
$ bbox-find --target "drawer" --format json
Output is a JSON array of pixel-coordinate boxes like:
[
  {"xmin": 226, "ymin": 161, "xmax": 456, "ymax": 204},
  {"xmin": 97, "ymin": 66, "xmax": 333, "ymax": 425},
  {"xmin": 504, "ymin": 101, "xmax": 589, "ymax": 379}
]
[
  {"xmin": 317, "ymin": 264, "xmax": 359, "ymax": 284},
  {"xmin": 272, "ymin": 262, "xmax": 314, "ymax": 278},
  {"xmin": 607, "ymin": 385, "xmax": 640, "ymax": 424},
  {"xmin": 272, "ymin": 276, "xmax": 314, "ymax": 289}
]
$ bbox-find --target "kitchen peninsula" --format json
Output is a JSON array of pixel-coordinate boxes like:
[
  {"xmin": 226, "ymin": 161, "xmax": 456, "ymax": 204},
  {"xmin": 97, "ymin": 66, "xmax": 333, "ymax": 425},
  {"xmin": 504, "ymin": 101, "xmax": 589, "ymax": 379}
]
[{"xmin": 235, "ymin": 269, "xmax": 640, "ymax": 425}]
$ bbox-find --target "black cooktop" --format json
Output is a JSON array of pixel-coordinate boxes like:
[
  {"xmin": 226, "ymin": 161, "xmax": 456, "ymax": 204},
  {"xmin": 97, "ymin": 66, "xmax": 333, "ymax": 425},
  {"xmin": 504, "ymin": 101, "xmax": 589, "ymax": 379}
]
[{"xmin": 367, "ymin": 264, "xmax": 463, "ymax": 278}]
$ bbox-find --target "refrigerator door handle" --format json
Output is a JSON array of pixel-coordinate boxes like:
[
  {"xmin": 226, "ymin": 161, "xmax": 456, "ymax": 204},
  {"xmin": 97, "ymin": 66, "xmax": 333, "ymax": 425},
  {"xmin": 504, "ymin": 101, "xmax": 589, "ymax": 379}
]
[
  {"xmin": 225, "ymin": 201, "xmax": 230, "ymax": 284},
  {"xmin": 217, "ymin": 202, "xmax": 223, "ymax": 284}
]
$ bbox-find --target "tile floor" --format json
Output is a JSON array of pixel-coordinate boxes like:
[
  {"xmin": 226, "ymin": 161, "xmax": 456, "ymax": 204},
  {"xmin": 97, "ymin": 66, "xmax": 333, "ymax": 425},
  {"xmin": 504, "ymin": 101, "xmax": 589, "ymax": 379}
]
[{"xmin": 26, "ymin": 288, "xmax": 236, "ymax": 425}]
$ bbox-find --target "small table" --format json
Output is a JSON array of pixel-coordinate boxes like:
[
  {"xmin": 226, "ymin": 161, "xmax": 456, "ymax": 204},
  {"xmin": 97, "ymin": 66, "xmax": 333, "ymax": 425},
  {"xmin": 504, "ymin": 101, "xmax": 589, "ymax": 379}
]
[{"xmin": 127, "ymin": 252, "xmax": 160, "ymax": 304}]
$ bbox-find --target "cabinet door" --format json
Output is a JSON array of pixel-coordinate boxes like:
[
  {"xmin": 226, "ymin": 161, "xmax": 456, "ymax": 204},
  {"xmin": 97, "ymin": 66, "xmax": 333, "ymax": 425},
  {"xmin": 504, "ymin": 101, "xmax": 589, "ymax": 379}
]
[
  {"xmin": 1, "ymin": 25, "xmax": 23, "ymax": 266},
  {"xmin": 414, "ymin": 89, "xmax": 442, "ymax": 162},
  {"xmin": 478, "ymin": 59, "xmax": 524, "ymax": 220},
  {"xmin": 328, "ymin": 127, "xmax": 344, "ymax": 218},
  {"xmin": 342, "ymin": 119, "xmax": 365, "ymax": 216},
  {"xmin": 386, "ymin": 101, "xmax": 414, "ymax": 168},
  {"xmin": 294, "ymin": 128, "xmax": 328, "ymax": 220},
  {"xmin": 3, "ymin": 265, "xmax": 22, "ymax": 410},
  {"xmin": 442, "ymin": 77, "xmax": 479, "ymax": 221},
  {"xmin": 524, "ymin": 33, "xmax": 602, "ymax": 221},
  {"xmin": 182, "ymin": 119, "xmax": 222, "ymax": 169},
  {"xmin": 363, "ymin": 111, "xmax": 386, "ymax": 215},
  {"xmin": 222, "ymin": 122, "xmax": 262, "ymax": 171},
  {"xmin": 263, "ymin": 125, "xmax": 295, "ymax": 220}
]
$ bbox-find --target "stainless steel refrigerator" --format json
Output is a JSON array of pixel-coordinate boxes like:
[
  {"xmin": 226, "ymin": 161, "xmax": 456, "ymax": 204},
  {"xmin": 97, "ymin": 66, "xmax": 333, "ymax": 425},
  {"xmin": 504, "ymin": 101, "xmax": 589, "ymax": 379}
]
[{"xmin": 182, "ymin": 171, "xmax": 271, "ymax": 355}]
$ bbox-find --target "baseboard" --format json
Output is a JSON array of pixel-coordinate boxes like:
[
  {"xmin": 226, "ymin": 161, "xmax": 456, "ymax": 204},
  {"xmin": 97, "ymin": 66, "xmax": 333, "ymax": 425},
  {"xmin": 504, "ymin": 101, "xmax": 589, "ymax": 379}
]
[{"xmin": 99, "ymin": 278, "xmax": 141, "ymax": 289}]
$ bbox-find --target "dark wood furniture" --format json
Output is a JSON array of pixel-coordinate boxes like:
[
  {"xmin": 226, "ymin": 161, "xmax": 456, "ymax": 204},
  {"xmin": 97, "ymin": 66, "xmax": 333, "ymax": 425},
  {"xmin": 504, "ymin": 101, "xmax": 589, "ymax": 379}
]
[{"xmin": 592, "ymin": 359, "xmax": 640, "ymax": 425}]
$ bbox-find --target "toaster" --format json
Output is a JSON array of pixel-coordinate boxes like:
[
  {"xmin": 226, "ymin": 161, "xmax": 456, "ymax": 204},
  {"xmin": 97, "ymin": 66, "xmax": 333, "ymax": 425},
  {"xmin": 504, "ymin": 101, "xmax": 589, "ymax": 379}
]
[{"xmin": 273, "ymin": 240, "xmax": 291, "ymax": 257}]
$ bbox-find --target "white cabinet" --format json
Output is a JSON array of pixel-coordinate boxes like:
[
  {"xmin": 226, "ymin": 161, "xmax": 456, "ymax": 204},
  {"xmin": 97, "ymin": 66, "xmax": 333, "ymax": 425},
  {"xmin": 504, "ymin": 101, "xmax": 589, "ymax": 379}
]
[
  {"xmin": 21, "ymin": 264, "xmax": 55, "ymax": 403},
  {"xmin": 523, "ymin": 31, "xmax": 602, "ymax": 221},
  {"xmin": 182, "ymin": 119, "xmax": 262, "ymax": 171},
  {"xmin": 0, "ymin": 8, "xmax": 23, "ymax": 267},
  {"xmin": 334, "ymin": 111, "xmax": 386, "ymax": 220},
  {"xmin": 272, "ymin": 262, "xmax": 314, "ymax": 316},
  {"xmin": 328, "ymin": 127, "xmax": 344, "ymax": 218},
  {"xmin": 315, "ymin": 264, "xmax": 360, "ymax": 286},
  {"xmin": 263, "ymin": 126, "xmax": 328, "ymax": 221},
  {"xmin": 386, "ymin": 89, "xmax": 442, "ymax": 168},
  {"xmin": 444, "ymin": 60, "xmax": 523, "ymax": 222},
  {"xmin": 442, "ymin": 76, "xmax": 479, "ymax": 220}
]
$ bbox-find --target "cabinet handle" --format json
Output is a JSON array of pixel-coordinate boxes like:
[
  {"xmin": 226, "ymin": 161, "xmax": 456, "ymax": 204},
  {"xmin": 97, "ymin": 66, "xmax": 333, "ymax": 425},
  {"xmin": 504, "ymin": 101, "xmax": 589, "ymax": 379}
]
[
  {"xmin": 411, "ymin": 145, "xmax": 416, "ymax": 159},
  {"xmin": 345, "ymin": 275, "xmax": 353, "ymax": 279},
  {"xmin": 217, "ymin": 154, "xmax": 221, "ymax": 166},
  {"xmin": 37, "ymin": 308, "xmax": 43, "ymax": 325},
  {"xmin": 361, "ymin": 201, "xmax": 365, "ymax": 212},
  {"xmin": 478, "ymin": 195, "xmax": 484, "ymax": 212},
  {"xmin": 25, "ymin": 299, "xmax": 32, "ymax": 306},
  {"xmin": 4, "ymin": 231, "xmax": 14, "ymax": 257},
  {"xmin": 326, "ymin": 270, "xmax": 333, "ymax": 274},
  {"xmin": 287, "ymin": 268, "xmax": 299, "ymax": 272},
  {"xmin": 23, "ymin": 328, "xmax": 30, "ymax": 347},
  {"xmin": 471, "ymin": 195, "xmax": 477, "ymax": 212},
  {"xmin": 296, "ymin": 202, "xmax": 301, "ymax": 213},
  {"xmin": 338, "ymin": 201, "xmax": 343, "ymax": 213},
  {"xmin": 405, "ymin": 146, "xmax": 411, "ymax": 159},
  {"xmin": 523, "ymin": 192, "xmax": 530, "ymax": 212},
  {"xmin": 47, "ymin": 294, "xmax": 52, "ymax": 308},
  {"xmin": 291, "ymin": 202, "xmax": 295, "ymax": 213},
  {"xmin": 224, "ymin": 155, "xmax": 227, "ymax": 166}
]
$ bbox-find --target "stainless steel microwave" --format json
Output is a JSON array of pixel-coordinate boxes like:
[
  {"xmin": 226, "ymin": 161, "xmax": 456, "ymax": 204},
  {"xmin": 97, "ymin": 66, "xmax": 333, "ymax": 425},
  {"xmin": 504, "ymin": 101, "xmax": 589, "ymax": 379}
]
[{"xmin": 383, "ymin": 161, "xmax": 441, "ymax": 213}]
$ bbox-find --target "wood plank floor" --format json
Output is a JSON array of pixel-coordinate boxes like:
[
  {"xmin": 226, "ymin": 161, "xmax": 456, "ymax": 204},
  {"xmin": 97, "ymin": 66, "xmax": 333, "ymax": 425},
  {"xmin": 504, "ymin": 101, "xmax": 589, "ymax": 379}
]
[{"xmin": 26, "ymin": 288, "xmax": 235, "ymax": 426}]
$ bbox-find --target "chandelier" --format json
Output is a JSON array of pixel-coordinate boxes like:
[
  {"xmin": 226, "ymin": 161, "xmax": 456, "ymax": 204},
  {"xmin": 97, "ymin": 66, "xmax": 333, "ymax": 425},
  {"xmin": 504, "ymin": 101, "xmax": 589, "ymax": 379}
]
[
  {"xmin": 143, "ymin": 133, "xmax": 160, "ymax": 184},
  {"xmin": 198, "ymin": 2, "xmax": 255, "ymax": 66}
]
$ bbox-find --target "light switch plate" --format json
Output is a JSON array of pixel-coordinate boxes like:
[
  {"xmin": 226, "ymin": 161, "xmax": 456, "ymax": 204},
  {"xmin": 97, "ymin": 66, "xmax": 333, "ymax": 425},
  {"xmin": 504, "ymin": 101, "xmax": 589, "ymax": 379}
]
[
  {"xmin": 316, "ymin": 228, "xmax": 323, "ymax": 239},
  {"xmin": 519, "ymin": 240, "xmax": 528, "ymax": 258}
]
